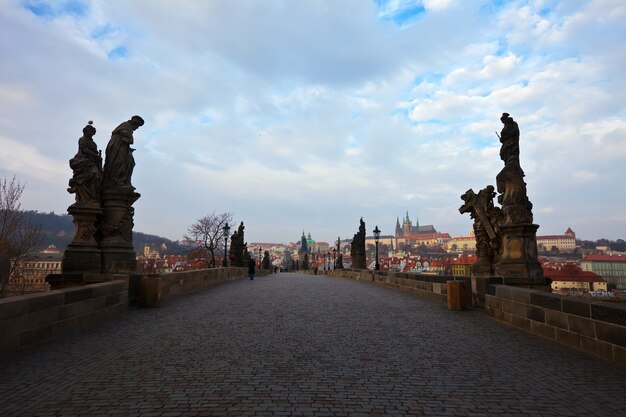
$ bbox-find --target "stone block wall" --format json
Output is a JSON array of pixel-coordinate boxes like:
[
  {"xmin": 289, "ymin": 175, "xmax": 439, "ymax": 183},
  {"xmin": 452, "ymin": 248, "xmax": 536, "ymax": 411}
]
[
  {"xmin": 321, "ymin": 269, "xmax": 462, "ymax": 303},
  {"xmin": 486, "ymin": 285, "xmax": 626, "ymax": 366},
  {"xmin": 139, "ymin": 267, "xmax": 270, "ymax": 307},
  {"xmin": 0, "ymin": 280, "xmax": 128, "ymax": 353}
]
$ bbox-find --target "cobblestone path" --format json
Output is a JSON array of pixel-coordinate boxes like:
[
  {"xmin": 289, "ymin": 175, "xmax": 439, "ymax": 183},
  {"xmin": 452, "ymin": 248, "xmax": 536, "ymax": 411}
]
[{"xmin": 1, "ymin": 273, "xmax": 625, "ymax": 417}]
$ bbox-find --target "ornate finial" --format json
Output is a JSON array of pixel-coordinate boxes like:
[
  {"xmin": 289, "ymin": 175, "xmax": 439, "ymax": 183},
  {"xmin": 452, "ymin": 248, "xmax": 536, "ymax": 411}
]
[{"xmin": 88, "ymin": 120, "xmax": 93, "ymax": 125}]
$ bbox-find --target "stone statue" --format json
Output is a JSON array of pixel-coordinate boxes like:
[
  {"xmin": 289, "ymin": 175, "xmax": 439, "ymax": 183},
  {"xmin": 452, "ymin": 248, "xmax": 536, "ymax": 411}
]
[
  {"xmin": 335, "ymin": 237, "xmax": 344, "ymax": 269},
  {"xmin": 229, "ymin": 222, "xmax": 247, "ymax": 267},
  {"xmin": 495, "ymin": 113, "xmax": 533, "ymax": 224},
  {"xmin": 68, "ymin": 121, "xmax": 102, "ymax": 206},
  {"xmin": 102, "ymin": 115, "xmax": 144, "ymax": 189},
  {"xmin": 498, "ymin": 112, "xmax": 520, "ymax": 167},
  {"xmin": 459, "ymin": 185, "xmax": 502, "ymax": 271},
  {"xmin": 350, "ymin": 218, "xmax": 366, "ymax": 269},
  {"xmin": 459, "ymin": 113, "xmax": 544, "ymax": 291}
]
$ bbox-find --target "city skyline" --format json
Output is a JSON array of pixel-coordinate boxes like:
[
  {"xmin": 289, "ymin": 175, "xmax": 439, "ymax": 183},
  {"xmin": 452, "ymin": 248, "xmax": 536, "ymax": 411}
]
[{"xmin": 1, "ymin": 1, "xmax": 625, "ymax": 244}]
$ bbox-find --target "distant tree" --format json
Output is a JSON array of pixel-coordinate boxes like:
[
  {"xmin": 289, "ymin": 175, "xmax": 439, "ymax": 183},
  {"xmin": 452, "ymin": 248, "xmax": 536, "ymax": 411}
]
[
  {"xmin": 611, "ymin": 239, "xmax": 626, "ymax": 252},
  {"xmin": 185, "ymin": 212, "xmax": 233, "ymax": 268},
  {"xmin": 0, "ymin": 177, "xmax": 43, "ymax": 297}
]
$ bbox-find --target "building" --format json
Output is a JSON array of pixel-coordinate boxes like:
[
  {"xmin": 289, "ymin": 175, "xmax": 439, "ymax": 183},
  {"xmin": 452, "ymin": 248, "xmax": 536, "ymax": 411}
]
[
  {"xmin": 580, "ymin": 253, "xmax": 626, "ymax": 289},
  {"xmin": 451, "ymin": 255, "xmax": 476, "ymax": 277},
  {"xmin": 544, "ymin": 263, "xmax": 607, "ymax": 293},
  {"xmin": 537, "ymin": 228, "xmax": 577, "ymax": 253},
  {"xmin": 395, "ymin": 212, "xmax": 436, "ymax": 237},
  {"xmin": 445, "ymin": 232, "xmax": 477, "ymax": 254},
  {"xmin": 7, "ymin": 245, "xmax": 61, "ymax": 295}
]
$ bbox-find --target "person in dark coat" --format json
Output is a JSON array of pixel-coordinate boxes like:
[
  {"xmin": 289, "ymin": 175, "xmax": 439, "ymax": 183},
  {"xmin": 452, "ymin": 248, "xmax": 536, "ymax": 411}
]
[{"xmin": 248, "ymin": 257, "xmax": 255, "ymax": 280}]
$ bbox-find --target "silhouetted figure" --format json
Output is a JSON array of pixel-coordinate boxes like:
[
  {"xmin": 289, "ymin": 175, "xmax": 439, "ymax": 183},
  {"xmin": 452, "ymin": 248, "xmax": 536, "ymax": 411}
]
[
  {"xmin": 68, "ymin": 121, "xmax": 102, "ymax": 205},
  {"xmin": 248, "ymin": 257, "xmax": 255, "ymax": 280},
  {"xmin": 103, "ymin": 115, "xmax": 144, "ymax": 189}
]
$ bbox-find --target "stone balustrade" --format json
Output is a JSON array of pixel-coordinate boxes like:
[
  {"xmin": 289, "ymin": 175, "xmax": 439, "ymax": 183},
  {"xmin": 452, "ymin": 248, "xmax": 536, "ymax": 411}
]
[
  {"xmin": 486, "ymin": 285, "xmax": 626, "ymax": 366},
  {"xmin": 139, "ymin": 267, "xmax": 271, "ymax": 307},
  {"xmin": 0, "ymin": 280, "xmax": 128, "ymax": 353},
  {"xmin": 319, "ymin": 268, "xmax": 470, "ymax": 304}
]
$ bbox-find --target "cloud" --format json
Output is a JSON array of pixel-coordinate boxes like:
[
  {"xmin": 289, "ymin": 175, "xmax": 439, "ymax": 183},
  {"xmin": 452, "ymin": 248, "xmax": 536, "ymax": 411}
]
[{"xmin": 0, "ymin": 0, "xmax": 625, "ymax": 243}]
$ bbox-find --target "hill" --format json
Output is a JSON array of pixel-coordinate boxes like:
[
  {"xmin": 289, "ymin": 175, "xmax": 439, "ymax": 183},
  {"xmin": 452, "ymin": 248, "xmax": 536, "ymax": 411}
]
[{"xmin": 24, "ymin": 210, "xmax": 188, "ymax": 255}]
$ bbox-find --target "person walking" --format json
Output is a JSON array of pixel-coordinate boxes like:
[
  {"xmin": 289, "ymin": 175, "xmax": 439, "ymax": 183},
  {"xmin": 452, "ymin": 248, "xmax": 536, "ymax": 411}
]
[{"xmin": 248, "ymin": 257, "xmax": 255, "ymax": 281}]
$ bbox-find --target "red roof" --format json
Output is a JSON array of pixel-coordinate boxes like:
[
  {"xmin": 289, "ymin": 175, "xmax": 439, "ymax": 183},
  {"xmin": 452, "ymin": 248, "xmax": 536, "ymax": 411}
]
[
  {"xmin": 543, "ymin": 264, "xmax": 605, "ymax": 283},
  {"xmin": 582, "ymin": 254, "xmax": 626, "ymax": 262}
]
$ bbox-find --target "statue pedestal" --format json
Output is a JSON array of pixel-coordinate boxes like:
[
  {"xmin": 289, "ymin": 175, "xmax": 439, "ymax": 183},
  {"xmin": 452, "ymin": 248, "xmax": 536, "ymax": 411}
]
[
  {"xmin": 62, "ymin": 204, "xmax": 102, "ymax": 274},
  {"xmin": 100, "ymin": 186, "xmax": 140, "ymax": 274},
  {"xmin": 493, "ymin": 223, "xmax": 547, "ymax": 289}
]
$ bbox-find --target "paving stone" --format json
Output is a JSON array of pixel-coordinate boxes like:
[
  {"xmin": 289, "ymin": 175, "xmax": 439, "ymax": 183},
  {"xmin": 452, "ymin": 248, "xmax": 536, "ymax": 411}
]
[{"xmin": 0, "ymin": 273, "xmax": 625, "ymax": 417}]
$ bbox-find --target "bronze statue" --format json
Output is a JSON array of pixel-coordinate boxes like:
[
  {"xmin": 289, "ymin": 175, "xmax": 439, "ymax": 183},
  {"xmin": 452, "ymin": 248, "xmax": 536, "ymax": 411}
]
[
  {"xmin": 68, "ymin": 121, "xmax": 102, "ymax": 205},
  {"xmin": 102, "ymin": 115, "xmax": 144, "ymax": 189}
]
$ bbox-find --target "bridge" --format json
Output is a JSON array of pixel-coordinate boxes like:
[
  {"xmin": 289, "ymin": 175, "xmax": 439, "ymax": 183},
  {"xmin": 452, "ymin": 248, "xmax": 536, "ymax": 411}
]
[{"xmin": 1, "ymin": 272, "xmax": 625, "ymax": 416}]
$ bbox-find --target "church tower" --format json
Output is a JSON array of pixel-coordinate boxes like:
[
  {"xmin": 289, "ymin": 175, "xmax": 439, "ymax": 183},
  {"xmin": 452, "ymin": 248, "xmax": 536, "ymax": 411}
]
[
  {"xmin": 395, "ymin": 217, "xmax": 402, "ymax": 237},
  {"xmin": 402, "ymin": 211, "xmax": 412, "ymax": 236}
]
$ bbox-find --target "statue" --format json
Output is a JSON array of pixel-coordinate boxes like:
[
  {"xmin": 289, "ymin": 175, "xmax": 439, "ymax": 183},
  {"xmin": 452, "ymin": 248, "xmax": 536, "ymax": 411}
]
[
  {"xmin": 459, "ymin": 113, "xmax": 545, "ymax": 292},
  {"xmin": 229, "ymin": 222, "xmax": 247, "ymax": 267},
  {"xmin": 102, "ymin": 115, "xmax": 144, "ymax": 189},
  {"xmin": 459, "ymin": 185, "xmax": 502, "ymax": 271},
  {"xmin": 495, "ymin": 113, "xmax": 533, "ymax": 224},
  {"xmin": 350, "ymin": 218, "xmax": 366, "ymax": 269},
  {"xmin": 335, "ymin": 237, "xmax": 344, "ymax": 269},
  {"xmin": 498, "ymin": 112, "xmax": 520, "ymax": 167},
  {"xmin": 68, "ymin": 121, "xmax": 102, "ymax": 205}
]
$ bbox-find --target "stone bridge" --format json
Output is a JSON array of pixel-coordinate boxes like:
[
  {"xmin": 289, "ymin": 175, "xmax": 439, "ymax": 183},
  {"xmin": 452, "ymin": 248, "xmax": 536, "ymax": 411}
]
[{"xmin": 1, "ymin": 272, "xmax": 625, "ymax": 417}]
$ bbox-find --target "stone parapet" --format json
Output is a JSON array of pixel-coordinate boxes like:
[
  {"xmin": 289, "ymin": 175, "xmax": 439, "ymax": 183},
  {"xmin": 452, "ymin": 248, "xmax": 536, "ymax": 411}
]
[
  {"xmin": 139, "ymin": 267, "xmax": 270, "ymax": 307},
  {"xmin": 0, "ymin": 280, "xmax": 128, "ymax": 353},
  {"xmin": 318, "ymin": 269, "xmax": 467, "ymax": 304},
  {"xmin": 486, "ymin": 285, "xmax": 626, "ymax": 366}
]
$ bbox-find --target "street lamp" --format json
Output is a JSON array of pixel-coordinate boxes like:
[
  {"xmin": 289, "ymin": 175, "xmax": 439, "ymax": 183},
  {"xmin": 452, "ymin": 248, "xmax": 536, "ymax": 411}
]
[
  {"xmin": 373, "ymin": 225, "xmax": 381, "ymax": 271},
  {"xmin": 222, "ymin": 223, "xmax": 230, "ymax": 267}
]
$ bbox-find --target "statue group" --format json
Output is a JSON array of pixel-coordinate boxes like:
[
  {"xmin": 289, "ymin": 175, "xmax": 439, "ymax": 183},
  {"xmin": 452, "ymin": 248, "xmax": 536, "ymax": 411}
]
[
  {"xmin": 350, "ymin": 218, "xmax": 366, "ymax": 269},
  {"xmin": 459, "ymin": 113, "xmax": 545, "ymax": 289},
  {"xmin": 229, "ymin": 222, "xmax": 249, "ymax": 267},
  {"xmin": 63, "ymin": 116, "xmax": 144, "ymax": 275}
]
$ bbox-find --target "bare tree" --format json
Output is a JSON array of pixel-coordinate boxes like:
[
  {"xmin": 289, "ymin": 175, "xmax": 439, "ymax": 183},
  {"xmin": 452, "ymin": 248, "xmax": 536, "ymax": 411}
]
[
  {"xmin": 0, "ymin": 176, "xmax": 43, "ymax": 296},
  {"xmin": 185, "ymin": 212, "xmax": 233, "ymax": 268}
]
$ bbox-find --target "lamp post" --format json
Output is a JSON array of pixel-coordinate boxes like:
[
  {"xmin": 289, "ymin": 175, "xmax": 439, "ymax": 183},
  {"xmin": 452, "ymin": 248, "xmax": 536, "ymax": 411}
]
[
  {"xmin": 373, "ymin": 225, "xmax": 381, "ymax": 271},
  {"xmin": 222, "ymin": 223, "xmax": 230, "ymax": 267}
]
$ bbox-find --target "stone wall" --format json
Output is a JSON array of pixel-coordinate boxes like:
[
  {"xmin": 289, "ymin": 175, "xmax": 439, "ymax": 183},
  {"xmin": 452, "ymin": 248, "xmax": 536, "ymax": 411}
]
[
  {"xmin": 139, "ymin": 267, "xmax": 270, "ymax": 307},
  {"xmin": 0, "ymin": 280, "xmax": 128, "ymax": 353},
  {"xmin": 486, "ymin": 285, "xmax": 626, "ymax": 366},
  {"xmin": 320, "ymin": 269, "xmax": 468, "ymax": 304}
]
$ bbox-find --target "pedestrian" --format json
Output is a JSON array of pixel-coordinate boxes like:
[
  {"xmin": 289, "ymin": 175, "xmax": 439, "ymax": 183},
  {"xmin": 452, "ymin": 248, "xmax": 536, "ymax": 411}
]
[
  {"xmin": 248, "ymin": 257, "xmax": 255, "ymax": 280},
  {"xmin": 274, "ymin": 265, "xmax": 278, "ymax": 274}
]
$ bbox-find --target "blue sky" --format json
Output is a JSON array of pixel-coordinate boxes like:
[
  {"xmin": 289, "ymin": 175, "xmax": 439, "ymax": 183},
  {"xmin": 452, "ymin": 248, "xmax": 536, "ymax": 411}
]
[{"xmin": 1, "ymin": 0, "xmax": 625, "ymax": 244}]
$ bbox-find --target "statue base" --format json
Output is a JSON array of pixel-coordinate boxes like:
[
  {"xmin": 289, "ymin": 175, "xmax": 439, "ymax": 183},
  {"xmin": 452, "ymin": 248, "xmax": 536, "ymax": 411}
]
[
  {"xmin": 62, "ymin": 204, "xmax": 103, "ymax": 274},
  {"xmin": 493, "ymin": 223, "xmax": 547, "ymax": 289},
  {"xmin": 99, "ymin": 186, "xmax": 140, "ymax": 274},
  {"xmin": 101, "ymin": 245, "xmax": 139, "ymax": 274}
]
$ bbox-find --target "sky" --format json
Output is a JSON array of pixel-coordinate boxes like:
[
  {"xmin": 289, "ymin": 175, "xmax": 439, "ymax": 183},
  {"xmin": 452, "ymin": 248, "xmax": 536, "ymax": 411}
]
[{"xmin": 1, "ymin": 0, "xmax": 625, "ymax": 245}]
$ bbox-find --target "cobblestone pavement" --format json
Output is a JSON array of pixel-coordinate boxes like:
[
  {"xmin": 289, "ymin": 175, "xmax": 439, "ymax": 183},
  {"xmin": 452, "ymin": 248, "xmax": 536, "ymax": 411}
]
[{"xmin": 1, "ymin": 273, "xmax": 625, "ymax": 417}]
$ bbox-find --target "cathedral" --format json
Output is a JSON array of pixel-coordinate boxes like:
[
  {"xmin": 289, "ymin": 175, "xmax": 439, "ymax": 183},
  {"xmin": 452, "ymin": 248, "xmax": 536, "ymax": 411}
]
[{"xmin": 395, "ymin": 212, "xmax": 436, "ymax": 238}]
